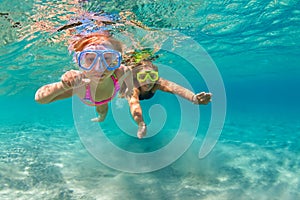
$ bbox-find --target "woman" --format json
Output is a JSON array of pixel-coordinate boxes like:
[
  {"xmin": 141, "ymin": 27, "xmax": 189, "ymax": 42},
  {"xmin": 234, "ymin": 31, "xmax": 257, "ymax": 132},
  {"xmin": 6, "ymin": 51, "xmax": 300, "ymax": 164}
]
[
  {"xmin": 35, "ymin": 32, "xmax": 131, "ymax": 122},
  {"xmin": 120, "ymin": 59, "xmax": 212, "ymax": 139}
]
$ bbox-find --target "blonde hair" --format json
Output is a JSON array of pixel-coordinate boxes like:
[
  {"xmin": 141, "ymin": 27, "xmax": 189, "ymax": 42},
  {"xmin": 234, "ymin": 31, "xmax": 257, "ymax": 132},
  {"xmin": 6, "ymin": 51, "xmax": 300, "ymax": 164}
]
[
  {"xmin": 68, "ymin": 32, "xmax": 123, "ymax": 53},
  {"xmin": 132, "ymin": 60, "xmax": 158, "ymax": 73}
]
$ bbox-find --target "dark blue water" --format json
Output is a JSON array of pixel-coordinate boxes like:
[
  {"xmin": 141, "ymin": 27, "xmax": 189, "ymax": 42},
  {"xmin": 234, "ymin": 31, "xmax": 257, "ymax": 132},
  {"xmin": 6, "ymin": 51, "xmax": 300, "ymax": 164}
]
[{"xmin": 1, "ymin": 0, "xmax": 300, "ymax": 199}]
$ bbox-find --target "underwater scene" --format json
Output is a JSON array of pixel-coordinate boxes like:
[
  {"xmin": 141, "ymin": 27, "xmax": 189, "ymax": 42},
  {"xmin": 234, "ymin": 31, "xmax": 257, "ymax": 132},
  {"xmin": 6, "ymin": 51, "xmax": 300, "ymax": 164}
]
[{"xmin": 0, "ymin": 0, "xmax": 300, "ymax": 199}]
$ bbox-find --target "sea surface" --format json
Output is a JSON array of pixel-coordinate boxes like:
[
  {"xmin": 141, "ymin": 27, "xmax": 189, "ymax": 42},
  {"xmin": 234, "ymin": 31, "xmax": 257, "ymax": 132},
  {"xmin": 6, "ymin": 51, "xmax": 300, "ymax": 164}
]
[{"xmin": 0, "ymin": 0, "xmax": 300, "ymax": 199}]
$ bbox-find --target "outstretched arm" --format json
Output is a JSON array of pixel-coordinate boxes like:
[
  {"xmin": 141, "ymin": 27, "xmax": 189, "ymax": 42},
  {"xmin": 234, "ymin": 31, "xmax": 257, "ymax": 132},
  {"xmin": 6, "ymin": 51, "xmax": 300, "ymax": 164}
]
[
  {"xmin": 156, "ymin": 78, "xmax": 212, "ymax": 104},
  {"xmin": 35, "ymin": 82, "xmax": 73, "ymax": 104},
  {"xmin": 35, "ymin": 70, "xmax": 89, "ymax": 104},
  {"xmin": 127, "ymin": 88, "xmax": 147, "ymax": 139}
]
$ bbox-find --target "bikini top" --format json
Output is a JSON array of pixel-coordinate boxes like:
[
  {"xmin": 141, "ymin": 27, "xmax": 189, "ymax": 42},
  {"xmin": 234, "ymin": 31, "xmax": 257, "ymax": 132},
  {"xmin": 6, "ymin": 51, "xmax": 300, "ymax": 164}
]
[{"xmin": 81, "ymin": 74, "xmax": 120, "ymax": 106}]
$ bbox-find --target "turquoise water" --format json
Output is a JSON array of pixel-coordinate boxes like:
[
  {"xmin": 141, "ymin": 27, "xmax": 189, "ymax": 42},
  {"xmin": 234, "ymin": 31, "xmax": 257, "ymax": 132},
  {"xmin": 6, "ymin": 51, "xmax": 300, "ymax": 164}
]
[{"xmin": 1, "ymin": 0, "xmax": 300, "ymax": 199}]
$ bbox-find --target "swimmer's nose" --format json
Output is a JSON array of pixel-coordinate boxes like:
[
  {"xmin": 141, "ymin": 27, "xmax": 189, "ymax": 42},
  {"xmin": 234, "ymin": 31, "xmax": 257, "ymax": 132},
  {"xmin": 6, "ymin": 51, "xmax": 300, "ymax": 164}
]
[{"xmin": 92, "ymin": 58, "xmax": 105, "ymax": 73}]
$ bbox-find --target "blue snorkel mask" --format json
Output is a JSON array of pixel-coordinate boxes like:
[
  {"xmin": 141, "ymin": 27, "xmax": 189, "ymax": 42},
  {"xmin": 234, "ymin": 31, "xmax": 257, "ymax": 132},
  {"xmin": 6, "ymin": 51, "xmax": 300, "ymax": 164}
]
[
  {"xmin": 62, "ymin": 12, "xmax": 122, "ymax": 72},
  {"xmin": 76, "ymin": 46, "xmax": 122, "ymax": 72}
]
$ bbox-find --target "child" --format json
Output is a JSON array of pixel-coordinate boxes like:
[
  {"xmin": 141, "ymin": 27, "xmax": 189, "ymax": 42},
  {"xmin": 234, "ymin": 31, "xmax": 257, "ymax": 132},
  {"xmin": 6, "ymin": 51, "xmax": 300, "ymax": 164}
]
[{"xmin": 120, "ymin": 58, "xmax": 212, "ymax": 139}]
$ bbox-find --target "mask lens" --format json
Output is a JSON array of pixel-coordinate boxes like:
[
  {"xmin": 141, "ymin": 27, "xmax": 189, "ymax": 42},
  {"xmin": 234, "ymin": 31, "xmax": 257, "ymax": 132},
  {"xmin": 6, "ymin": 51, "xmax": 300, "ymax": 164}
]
[
  {"xmin": 103, "ymin": 52, "xmax": 120, "ymax": 69},
  {"xmin": 137, "ymin": 72, "xmax": 147, "ymax": 82},
  {"xmin": 79, "ymin": 52, "xmax": 97, "ymax": 70},
  {"xmin": 149, "ymin": 72, "xmax": 158, "ymax": 81}
]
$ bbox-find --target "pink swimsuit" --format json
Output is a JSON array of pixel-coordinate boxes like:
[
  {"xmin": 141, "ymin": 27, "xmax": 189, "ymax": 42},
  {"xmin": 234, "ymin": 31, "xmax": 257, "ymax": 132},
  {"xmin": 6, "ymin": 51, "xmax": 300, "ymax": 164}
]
[{"xmin": 81, "ymin": 75, "xmax": 120, "ymax": 106}]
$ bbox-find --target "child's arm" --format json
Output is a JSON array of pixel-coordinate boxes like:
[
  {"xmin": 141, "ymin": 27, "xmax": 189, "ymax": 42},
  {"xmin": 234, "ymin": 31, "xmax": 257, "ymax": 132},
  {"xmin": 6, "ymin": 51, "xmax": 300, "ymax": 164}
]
[
  {"xmin": 155, "ymin": 78, "xmax": 212, "ymax": 104},
  {"xmin": 35, "ymin": 82, "xmax": 73, "ymax": 104},
  {"xmin": 127, "ymin": 88, "xmax": 147, "ymax": 139}
]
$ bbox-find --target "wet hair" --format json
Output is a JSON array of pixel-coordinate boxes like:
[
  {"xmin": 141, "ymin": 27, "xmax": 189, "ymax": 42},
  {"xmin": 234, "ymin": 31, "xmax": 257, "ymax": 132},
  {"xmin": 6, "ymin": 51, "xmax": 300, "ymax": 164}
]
[
  {"xmin": 123, "ymin": 49, "xmax": 159, "ymax": 66},
  {"xmin": 68, "ymin": 32, "xmax": 123, "ymax": 53},
  {"xmin": 133, "ymin": 60, "xmax": 158, "ymax": 73}
]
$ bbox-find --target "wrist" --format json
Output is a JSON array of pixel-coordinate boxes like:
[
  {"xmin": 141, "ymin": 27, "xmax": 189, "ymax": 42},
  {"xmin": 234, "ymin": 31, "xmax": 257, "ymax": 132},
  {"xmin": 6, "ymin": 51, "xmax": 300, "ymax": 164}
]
[
  {"xmin": 60, "ymin": 81, "xmax": 71, "ymax": 91},
  {"xmin": 192, "ymin": 94, "xmax": 197, "ymax": 104}
]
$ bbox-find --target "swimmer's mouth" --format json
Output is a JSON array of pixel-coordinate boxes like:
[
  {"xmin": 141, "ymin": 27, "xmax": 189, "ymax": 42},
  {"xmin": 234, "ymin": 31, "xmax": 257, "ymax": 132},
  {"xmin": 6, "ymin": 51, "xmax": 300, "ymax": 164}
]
[
  {"xmin": 143, "ymin": 84, "xmax": 153, "ymax": 91},
  {"xmin": 90, "ymin": 73, "xmax": 105, "ymax": 78}
]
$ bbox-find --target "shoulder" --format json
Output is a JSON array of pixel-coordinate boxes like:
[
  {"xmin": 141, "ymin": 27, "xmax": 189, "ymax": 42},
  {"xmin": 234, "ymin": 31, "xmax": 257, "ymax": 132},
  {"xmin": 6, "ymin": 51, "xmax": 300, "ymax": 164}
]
[{"xmin": 154, "ymin": 77, "xmax": 168, "ymax": 89}]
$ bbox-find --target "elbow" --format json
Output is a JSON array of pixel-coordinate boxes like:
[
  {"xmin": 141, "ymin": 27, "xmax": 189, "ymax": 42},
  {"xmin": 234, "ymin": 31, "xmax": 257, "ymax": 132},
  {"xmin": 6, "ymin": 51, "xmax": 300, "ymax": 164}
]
[
  {"xmin": 34, "ymin": 92, "xmax": 49, "ymax": 104},
  {"xmin": 35, "ymin": 97, "xmax": 46, "ymax": 104}
]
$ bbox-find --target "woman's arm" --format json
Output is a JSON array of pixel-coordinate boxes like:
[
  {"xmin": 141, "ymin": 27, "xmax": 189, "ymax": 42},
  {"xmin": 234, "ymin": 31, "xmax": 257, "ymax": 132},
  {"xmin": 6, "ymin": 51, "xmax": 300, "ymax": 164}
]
[{"xmin": 155, "ymin": 78, "xmax": 212, "ymax": 104}]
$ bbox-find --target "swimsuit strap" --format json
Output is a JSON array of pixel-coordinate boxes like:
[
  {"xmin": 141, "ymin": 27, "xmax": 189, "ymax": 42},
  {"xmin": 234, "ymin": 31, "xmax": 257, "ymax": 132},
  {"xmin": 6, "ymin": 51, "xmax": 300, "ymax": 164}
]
[
  {"xmin": 81, "ymin": 74, "xmax": 120, "ymax": 106},
  {"xmin": 84, "ymin": 84, "xmax": 92, "ymax": 101},
  {"xmin": 111, "ymin": 73, "xmax": 120, "ymax": 92}
]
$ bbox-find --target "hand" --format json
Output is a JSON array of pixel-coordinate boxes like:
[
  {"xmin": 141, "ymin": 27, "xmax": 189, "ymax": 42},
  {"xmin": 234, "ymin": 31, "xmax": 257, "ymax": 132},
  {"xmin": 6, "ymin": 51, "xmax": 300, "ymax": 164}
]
[
  {"xmin": 193, "ymin": 92, "xmax": 212, "ymax": 105},
  {"xmin": 137, "ymin": 122, "xmax": 147, "ymax": 139},
  {"xmin": 124, "ymin": 87, "xmax": 134, "ymax": 99},
  {"xmin": 119, "ymin": 68, "xmax": 134, "ymax": 99},
  {"xmin": 61, "ymin": 70, "xmax": 90, "ymax": 89}
]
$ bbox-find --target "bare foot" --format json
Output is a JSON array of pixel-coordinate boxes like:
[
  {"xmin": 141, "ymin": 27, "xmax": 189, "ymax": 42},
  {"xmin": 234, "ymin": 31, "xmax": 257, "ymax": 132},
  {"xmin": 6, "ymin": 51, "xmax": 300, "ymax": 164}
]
[{"xmin": 91, "ymin": 115, "xmax": 105, "ymax": 122}]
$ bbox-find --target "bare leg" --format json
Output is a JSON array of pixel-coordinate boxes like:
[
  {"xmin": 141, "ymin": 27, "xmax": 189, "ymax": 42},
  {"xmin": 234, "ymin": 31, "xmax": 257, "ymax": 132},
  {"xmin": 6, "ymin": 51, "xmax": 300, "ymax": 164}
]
[
  {"xmin": 128, "ymin": 89, "xmax": 147, "ymax": 139},
  {"xmin": 91, "ymin": 104, "xmax": 108, "ymax": 122}
]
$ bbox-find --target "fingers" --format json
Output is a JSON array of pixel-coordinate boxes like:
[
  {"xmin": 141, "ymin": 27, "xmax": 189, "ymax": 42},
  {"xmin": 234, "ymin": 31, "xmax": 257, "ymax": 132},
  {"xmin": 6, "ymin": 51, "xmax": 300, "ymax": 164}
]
[
  {"xmin": 195, "ymin": 92, "xmax": 212, "ymax": 104},
  {"xmin": 124, "ymin": 88, "xmax": 134, "ymax": 99},
  {"xmin": 82, "ymin": 78, "xmax": 91, "ymax": 85},
  {"xmin": 61, "ymin": 70, "xmax": 88, "ymax": 89}
]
